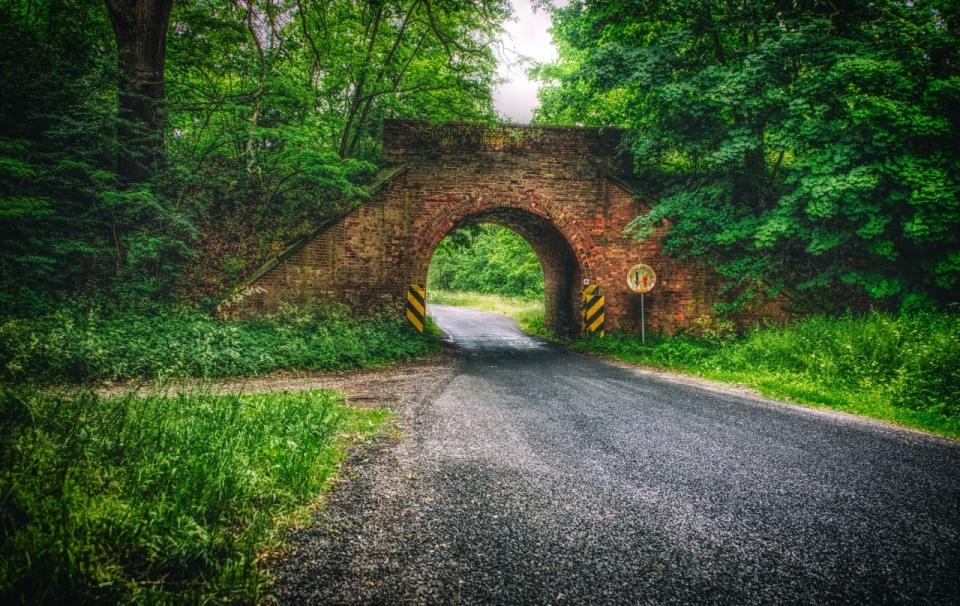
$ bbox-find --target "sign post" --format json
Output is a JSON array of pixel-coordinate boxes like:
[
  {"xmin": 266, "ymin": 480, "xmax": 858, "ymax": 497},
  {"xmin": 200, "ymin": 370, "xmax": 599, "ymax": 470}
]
[{"xmin": 626, "ymin": 264, "xmax": 657, "ymax": 343}]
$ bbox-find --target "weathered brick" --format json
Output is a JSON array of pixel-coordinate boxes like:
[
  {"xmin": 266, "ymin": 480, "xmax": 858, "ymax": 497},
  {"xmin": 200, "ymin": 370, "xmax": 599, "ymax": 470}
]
[{"xmin": 226, "ymin": 121, "xmax": 790, "ymax": 336}]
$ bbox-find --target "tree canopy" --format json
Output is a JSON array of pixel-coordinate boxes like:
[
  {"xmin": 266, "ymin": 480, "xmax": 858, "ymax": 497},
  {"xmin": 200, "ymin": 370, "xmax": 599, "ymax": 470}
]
[
  {"xmin": 5, "ymin": 0, "xmax": 959, "ymax": 315},
  {"xmin": 533, "ymin": 0, "xmax": 960, "ymax": 311},
  {"xmin": 0, "ymin": 0, "xmax": 508, "ymax": 315}
]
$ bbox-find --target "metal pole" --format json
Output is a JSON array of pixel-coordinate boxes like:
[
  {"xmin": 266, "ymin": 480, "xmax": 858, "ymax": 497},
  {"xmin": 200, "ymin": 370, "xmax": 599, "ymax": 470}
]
[{"xmin": 641, "ymin": 293, "xmax": 645, "ymax": 343}]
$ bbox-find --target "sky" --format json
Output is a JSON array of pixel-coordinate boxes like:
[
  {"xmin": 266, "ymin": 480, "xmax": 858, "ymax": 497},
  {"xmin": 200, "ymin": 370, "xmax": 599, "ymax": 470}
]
[{"xmin": 493, "ymin": 1, "xmax": 559, "ymax": 123}]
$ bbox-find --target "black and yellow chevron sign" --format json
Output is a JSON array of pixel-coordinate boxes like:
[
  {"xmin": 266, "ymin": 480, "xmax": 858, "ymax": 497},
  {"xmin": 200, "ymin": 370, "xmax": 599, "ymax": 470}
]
[
  {"xmin": 582, "ymin": 283, "xmax": 598, "ymax": 303},
  {"xmin": 583, "ymin": 285, "xmax": 605, "ymax": 337},
  {"xmin": 406, "ymin": 284, "xmax": 426, "ymax": 332}
]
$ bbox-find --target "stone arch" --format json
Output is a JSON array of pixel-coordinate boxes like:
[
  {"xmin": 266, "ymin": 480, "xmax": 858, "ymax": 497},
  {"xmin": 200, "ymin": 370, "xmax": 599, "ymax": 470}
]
[
  {"xmin": 225, "ymin": 121, "xmax": 792, "ymax": 334},
  {"xmin": 413, "ymin": 193, "xmax": 595, "ymax": 339}
]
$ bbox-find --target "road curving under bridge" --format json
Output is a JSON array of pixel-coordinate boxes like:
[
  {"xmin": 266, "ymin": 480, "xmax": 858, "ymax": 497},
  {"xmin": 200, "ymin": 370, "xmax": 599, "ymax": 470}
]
[{"xmin": 272, "ymin": 305, "xmax": 960, "ymax": 604}]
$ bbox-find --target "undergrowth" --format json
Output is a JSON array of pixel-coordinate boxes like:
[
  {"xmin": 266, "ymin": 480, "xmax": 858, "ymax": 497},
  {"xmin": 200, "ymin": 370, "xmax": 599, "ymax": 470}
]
[
  {"xmin": 0, "ymin": 303, "xmax": 440, "ymax": 384},
  {"xmin": 574, "ymin": 311, "xmax": 960, "ymax": 439},
  {"xmin": 0, "ymin": 385, "xmax": 387, "ymax": 604},
  {"xmin": 427, "ymin": 290, "xmax": 550, "ymax": 336}
]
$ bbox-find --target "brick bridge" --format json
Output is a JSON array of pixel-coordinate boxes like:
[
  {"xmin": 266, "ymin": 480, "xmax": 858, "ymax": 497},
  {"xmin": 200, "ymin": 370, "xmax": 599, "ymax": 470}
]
[{"xmin": 226, "ymin": 121, "xmax": 785, "ymax": 338}]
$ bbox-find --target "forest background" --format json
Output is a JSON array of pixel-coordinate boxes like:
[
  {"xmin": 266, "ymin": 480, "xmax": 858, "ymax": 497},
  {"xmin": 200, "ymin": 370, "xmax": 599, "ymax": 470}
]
[
  {"xmin": 532, "ymin": 0, "xmax": 960, "ymax": 313},
  {"xmin": 1, "ymin": 0, "xmax": 508, "ymax": 316},
  {"xmin": 3, "ymin": 0, "xmax": 960, "ymax": 317},
  {"xmin": 2, "ymin": 1, "xmax": 960, "ymax": 602}
]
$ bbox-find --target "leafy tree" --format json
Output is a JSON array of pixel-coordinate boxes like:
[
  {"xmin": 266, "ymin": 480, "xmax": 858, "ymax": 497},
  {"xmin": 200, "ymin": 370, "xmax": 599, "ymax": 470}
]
[
  {"xmin": 295, "ymin": 0, "xmax": 507, "ymax": 160},
  {"xmin": 0, "ymin": 0, "xmax": 126, "ymax": 312},
  {"xmin": 166, "ymin": 0, "xmax": 507, "ymax": 299},
  {"xmin": 428, "ymin": 225, "xmax": 545, "ymax": 298},
  {"xmin": 0, "ymin": 0, "xmax": 509, "ymax": 314},
  {"xmin": 103, "ymin": 0, "xmax": 174, "ymax": 183},
  {"xmin": 534, "ymin": 0, "xmax": 960, "ymax": 311}
]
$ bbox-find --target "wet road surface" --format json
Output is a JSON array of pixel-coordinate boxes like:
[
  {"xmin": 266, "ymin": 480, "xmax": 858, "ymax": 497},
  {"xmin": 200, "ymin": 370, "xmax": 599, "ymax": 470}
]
[{"xmin": 274, "ymin": 305, "xmax": 960, "ymax": 604}]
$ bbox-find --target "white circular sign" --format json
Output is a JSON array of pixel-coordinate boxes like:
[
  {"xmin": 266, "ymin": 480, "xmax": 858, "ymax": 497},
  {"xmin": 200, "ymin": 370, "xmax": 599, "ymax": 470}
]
[{"xmin": 626, "ymin": 264, "xmax": 657, "ymax": 293}]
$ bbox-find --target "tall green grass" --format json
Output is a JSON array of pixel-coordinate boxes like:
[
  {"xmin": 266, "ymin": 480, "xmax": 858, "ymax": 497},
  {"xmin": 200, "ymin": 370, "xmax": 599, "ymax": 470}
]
[
  {"xmin": 0, "ymin": 304, "xmax": 439, "ymax": 384},
  {"xmin": 575, "ymin": 312, "xmax": 960, "ymax": 438},
  {"xmin": 427, "ymin": 290, "xmax": 549, "ymax": 336},
  {"xmin": 0, "ymin": 385, "xmax": 387, "ymax": 603}
]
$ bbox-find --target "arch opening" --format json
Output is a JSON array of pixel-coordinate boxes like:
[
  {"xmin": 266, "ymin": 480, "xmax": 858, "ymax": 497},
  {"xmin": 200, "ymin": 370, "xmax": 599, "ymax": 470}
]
[{"xmin": 423, "ymin": 208, "xmax": 582, "ymax": 339}]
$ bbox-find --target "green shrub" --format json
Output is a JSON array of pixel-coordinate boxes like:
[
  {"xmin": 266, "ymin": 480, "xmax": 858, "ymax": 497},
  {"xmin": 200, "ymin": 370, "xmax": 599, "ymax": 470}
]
[
  {"xmin": 890, "ymin": 314, "xmax": 960, "ymax": 417},
  {"xmin": 578, "ymin": 331, "xmax": 718, "ymax": 367},
  {"xmin": 0, "ymin": 304, "xmax": 440, "ymax": 384},
  {"xmin": 427, "ymin": 225, "xmax": 544, "ymax": 299},
  {"xmin": 0, "ymin": 385, "xmax": 386, "ymax": 604}
]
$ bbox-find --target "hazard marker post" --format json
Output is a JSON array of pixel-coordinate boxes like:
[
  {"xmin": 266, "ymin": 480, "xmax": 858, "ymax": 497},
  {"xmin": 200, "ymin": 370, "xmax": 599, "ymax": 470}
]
[
  {"xmin": 583, "ymin": 284, "xmax": 605, "ymax": 337},
  {"xmin": 406, "ymin": 284, "xmax": 426, "ymax": 332},
  {"xmin": 626, "ymin": 264, "xmax": 657, "ymax": 343}
]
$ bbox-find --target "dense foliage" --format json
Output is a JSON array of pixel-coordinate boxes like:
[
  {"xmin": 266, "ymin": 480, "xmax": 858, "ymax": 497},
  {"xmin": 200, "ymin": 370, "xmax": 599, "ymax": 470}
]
[
  {"xmin": 0, "ymin": 304, "xmax": 439, "ymax": 383},
  {"xmin": 0, "ymin": 386, "xmax": 386, "ymax": 603},
  {"xmin": 576, "ymin": 310, "xmax": 960, "ymax": 428},
  {"xmin": 427, "ymin": 224, "xmax": 545, "ymax": 298},
  {"xmin": 0, "ymin": 0, "xmax": 507, "ymax": 315},
  {"xmin": 534, "ymin": 0, "xmax": 960, "ymax": 311}
]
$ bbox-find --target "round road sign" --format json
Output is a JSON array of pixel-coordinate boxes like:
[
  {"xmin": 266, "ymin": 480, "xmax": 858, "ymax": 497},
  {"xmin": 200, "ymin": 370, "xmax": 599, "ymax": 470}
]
[{"xmin": 626, "ymin": 264, "xmax": 656, "ymax": 293}]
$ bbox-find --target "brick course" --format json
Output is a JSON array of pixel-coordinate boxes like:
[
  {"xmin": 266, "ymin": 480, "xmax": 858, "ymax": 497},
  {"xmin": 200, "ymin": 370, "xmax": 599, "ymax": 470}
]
[{"xmin": 225, "ymin": 120, "xmax": 789, "ymax": 336}]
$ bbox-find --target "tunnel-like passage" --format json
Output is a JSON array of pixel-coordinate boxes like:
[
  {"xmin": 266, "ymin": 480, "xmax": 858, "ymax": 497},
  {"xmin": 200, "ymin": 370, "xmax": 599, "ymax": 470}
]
[{"xmin": 424, "ymin": 208, "xmax": 582, "ymax": 339}]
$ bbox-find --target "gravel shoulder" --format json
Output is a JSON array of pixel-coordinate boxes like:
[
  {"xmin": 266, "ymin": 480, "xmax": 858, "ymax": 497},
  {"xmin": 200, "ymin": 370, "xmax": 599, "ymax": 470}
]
[
  {"xmin": 269, "ymin": 344, "xmax": 464, "ymax": 604},
  {"xmin": 94, "ymin": 350, "xmax": 459, "ymax": 405}
]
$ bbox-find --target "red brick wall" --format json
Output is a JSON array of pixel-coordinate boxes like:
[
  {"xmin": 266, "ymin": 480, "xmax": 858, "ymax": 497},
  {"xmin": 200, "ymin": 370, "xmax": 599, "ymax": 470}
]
[{"xmin": 225, "ymin": 120, "xmax": 789, "ymax": 335}]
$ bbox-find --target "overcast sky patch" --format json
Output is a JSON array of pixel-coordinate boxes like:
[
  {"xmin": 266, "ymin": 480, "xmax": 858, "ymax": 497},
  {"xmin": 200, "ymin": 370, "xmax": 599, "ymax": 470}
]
[{"xmin": 493, "ymin": 1, "xmax": 558, "ymax": 123}]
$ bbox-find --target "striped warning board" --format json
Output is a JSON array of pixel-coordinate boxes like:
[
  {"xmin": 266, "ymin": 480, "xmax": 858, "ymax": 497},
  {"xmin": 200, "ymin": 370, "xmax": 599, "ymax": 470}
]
[
  {"xmin": 406, "ymin": 284, "xmax": 426, "ymax": 332},
  {"xmin": 583, "ymin": 285, "xmax": 605, "ymax": 337},
  {"xmin": 582, "ymin": 283, "xmax": 598, "ymax": 303}
]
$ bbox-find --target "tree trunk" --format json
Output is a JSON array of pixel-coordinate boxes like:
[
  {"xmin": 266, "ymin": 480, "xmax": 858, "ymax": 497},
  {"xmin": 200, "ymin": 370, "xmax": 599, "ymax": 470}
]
[{"xmin": 104, "ymin": 0, "xmax": 174, "ymax": 183}]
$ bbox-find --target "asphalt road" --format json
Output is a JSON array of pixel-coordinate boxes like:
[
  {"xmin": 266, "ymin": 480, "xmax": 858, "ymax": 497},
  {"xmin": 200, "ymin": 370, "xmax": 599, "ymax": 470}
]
[{"xmin": 274, "ymin": 305, "xmax": 960, "ymax": 604}]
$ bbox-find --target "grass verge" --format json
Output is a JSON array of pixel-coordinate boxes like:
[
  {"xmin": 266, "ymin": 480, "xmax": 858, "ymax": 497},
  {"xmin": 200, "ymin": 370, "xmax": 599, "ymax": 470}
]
[
  {"xmin": 0, "ymin": 385, "xmax": 388, "ymax": 604},
  {"xmin": 574, "ymin": 311, "xmax": 960, "ymax": 440},
  {"xmin": 0, "ymin": 304, "xmax": 440, "ymax": 384},
  {"xmin": 427, "ymin": 290, "xmax": 549, "ymax": 336}
]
